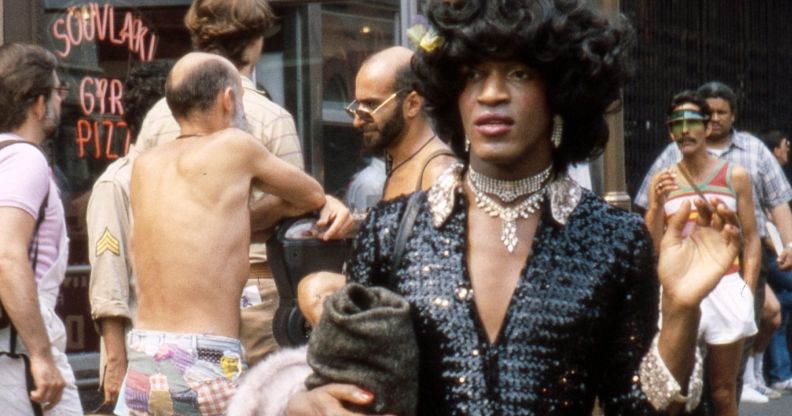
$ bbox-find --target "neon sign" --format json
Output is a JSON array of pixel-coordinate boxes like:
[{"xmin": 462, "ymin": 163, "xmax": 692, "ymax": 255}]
[
  {"xmin": 49, "ymin": 3, "xmax": 158, "ymax": 160},
  {"xmin": 51, "ymin": 3, "xmax": 156, "ymax": 61}
]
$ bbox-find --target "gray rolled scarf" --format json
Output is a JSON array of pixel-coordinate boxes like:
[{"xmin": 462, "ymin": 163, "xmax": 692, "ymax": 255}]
[{"xmin": 306, "ymin": 282, "xmax": 418, "ymax": 416}]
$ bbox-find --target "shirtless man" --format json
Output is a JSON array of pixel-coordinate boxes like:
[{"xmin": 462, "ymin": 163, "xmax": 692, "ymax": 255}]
[
  {"xmin": 301, "ymin": 46, "xmax": 457, "ymax": 324},
  {"xmin": 123, "ymin": 52, "xmax": 333, "ymax": 415}
]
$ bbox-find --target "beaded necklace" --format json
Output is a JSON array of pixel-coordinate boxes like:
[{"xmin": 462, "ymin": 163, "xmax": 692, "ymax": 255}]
[
  {"xmin": 468, "ymin": 164, "xmax": 552, "ymax": 203},
  {"xmin": 385, "ymin": 135, "xmax": 436, "ymax": 176}
]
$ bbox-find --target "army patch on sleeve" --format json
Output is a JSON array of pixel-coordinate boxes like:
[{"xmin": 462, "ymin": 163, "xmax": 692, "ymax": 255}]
[{"xmin": 96, "ymin": 227, "xmax": 121, "ymax": 256}]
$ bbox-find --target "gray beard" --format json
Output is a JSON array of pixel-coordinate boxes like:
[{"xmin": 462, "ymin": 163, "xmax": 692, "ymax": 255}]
[
  {"xmin": 42, "ymin": 99, "xmax": 60, "ymax": 136},
  {"xmin": 231, "ymin": 96, "xmax": 250, "ymax": 133}
]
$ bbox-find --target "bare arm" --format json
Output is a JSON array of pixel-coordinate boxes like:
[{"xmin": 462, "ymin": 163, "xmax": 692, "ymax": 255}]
[
  {"xmin": 98, "ymin": 317, "xmax": 127, "ymax": 406},
  {"xmin": 250, "ymin": 194, "xmax": 309, "ymax": 232},
  {"xmin": 772, "ymin": 202, "xmax": 792, "ymax": 270},
  {"xmin": 243, "ymin": 136, "xmax": 325, "ymax": 213},
  {"xmin": 0, "ymin": 207, "xmax": 65, "ymax": 409},
  {"xmin": 733, "ymin": 167, "xmax": 761, "ymax": 291}
]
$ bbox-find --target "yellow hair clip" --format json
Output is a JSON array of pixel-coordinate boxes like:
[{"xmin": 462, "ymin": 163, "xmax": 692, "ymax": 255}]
[{"xmin": 419, "ymin": 28, "xmax": 443, "ymax": 53}]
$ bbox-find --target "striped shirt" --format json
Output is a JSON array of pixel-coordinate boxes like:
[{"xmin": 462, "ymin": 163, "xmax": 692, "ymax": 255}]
[
  {"xmin": 636, "ymin": 130, "xmax": 792, "ymax": 237},
  {"xmin": 135, "ymin": 75, "xmax": 305, "ymax": 262},
  {"xmin": 664, "ymin": 160, "xmax": 739, "ymax": 274}
]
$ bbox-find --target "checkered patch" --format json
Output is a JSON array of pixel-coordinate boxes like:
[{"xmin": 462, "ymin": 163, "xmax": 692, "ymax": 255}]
[
  {"xmin": 149, "ymin": 373, "xmax": 169, "ymax": 391},
  {"xmin": 195, "ymin": 378, "xmax": 236, "ymax": 416}
]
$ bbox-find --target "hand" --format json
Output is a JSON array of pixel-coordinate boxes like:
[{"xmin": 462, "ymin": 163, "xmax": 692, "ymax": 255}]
[
  {"xmin": 101, "ymin": 356, "xmax": 127, "ymax": 408},
  {"xmin": 653, "ymin": 169, "xmax": 678, "ymax": 206},
  {"xmin": 658, "ymin": 198, "xmax": 741, "ymax": 310},
  {"xmin": 778, "ymin": 247, "xmax": 792, "ymax": 271},
  {"xmin": 316, "ymin": 195, "xmax": 353, "ymax": 240},
  {"xmin": 28, "ymin": 353, "xmax": 66, "ymax": 411},
  {"xmin": 286, "ymin": 383, "xmax": 373, "ymax": 416}
]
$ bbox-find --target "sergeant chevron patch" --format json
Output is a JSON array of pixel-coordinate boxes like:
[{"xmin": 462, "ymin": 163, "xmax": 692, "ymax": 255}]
[{"xmin": 96, "ymin": 227, "xmax": 121, "ymax": 256}]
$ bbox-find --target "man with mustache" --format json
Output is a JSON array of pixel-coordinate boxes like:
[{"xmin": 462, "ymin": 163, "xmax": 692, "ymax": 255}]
[
  {"xmin": 347, "ymin": 46, "xmax": 456, "ymax": 200},
  {"xmin": 644, "ymin": 90, "xmax": 759, "ymax": 415},
  {"xmin": 123, "ymin": 52, "xmax": 334, "ymax": 415},
  {"xmin": 297, "ymin": 46, "xmax": 457, "ymax": 327},
  {"xmin": 637, "ymin": 81, "xmax": 792, "ymax": 406},
  {"xmin": 0, "ymin": 42, "xmax": 82, "ymax": 416},
  {"xmin": 638, "ymin": 82, "xmax": 792, "ymax": 269}
]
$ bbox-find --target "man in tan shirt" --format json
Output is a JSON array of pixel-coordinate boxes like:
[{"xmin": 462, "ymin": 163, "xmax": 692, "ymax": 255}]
[
  {"xmin": 135, "ymin": 0, "xmax": 310, "ymax": 365},
  {"xmin": 124, "ymin": 52, "xmax": 336, "ymax": 415},
  {"xmin": 87, "ymin": 60, "xmax": 172, "ymax": 410}
]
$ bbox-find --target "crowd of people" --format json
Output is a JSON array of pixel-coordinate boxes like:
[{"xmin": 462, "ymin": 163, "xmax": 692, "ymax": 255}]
[{"xmin": 1, "ymin": 0, "xmax": 791, "ymax": 415}]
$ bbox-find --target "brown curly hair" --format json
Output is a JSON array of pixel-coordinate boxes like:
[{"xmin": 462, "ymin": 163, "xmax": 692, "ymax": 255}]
[
  {"xmin": 0, "ymin": 43, "xmax": 57, "ymax": 131},
  {"xmin": 184, "ymin": 0, "xmax": 276, "ymax": 68}
]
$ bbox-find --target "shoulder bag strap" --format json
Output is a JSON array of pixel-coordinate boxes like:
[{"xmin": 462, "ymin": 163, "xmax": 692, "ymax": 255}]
[
  {"xmin": 414, "ymin": 149, "xmax": 456, "ymax": 191},
  {"xmin": 388, "ymin": 192, "xmax": 423, "ymax": 281},
  {"xmin": 675, "ymin": 163, "xmax": 716, "ymax": 213}
]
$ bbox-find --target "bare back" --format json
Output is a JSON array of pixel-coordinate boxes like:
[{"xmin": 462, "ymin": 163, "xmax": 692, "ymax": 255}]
[{"xmin": 131, "ymin": 129, "xmax": 256, "ymax": 337}]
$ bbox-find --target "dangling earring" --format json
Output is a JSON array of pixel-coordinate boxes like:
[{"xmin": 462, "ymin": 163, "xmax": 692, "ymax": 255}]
[
  {"xmin": 551, "ymin": 115, "xmax": 563, "ymax": 149},
  {"xmin": 465, "ymin": 136, "xmax": 470, "ymax": 153}
]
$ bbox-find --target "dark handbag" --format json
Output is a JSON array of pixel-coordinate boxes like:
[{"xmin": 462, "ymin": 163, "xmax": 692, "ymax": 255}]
[
  {"xmin": 304, "ymin": 193, "xmax": 424, "ymax": 415},
  {"xmin": 266, "ymin": 216, "xmax": 353, "ymax": 347},
  {"xmin": 266, "ymin": 191, "xmax": 424, "ymax": 347}
]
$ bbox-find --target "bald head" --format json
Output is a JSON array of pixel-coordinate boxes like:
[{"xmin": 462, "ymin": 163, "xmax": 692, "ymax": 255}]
[
  {"xmin": 166, "ymin": 52, "xmax": 240, "ymax": 120},
  {"xmin": 359, "ymin": 46, "xmax": 415, "ymax": 91}
]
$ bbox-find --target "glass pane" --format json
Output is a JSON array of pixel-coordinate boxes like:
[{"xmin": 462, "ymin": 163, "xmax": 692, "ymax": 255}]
[
  {"xmin": 39, "ymin": 2, "xmax": 192, "ymax": 354},
  {"xmin": 321, "ymin": 0, "xmax": 398, "ymax": 196}
]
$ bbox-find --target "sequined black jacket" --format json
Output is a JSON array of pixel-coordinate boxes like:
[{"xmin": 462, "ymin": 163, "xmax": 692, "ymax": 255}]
[{"xmin": 347, "ymin": 185, "xmax": 665, "ymax": 415}]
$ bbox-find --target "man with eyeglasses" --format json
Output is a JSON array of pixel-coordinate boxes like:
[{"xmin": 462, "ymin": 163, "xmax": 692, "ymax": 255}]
[
  {"xmin": 0, "ymin": 43, "xmax": 83, "ymax": 415},
  {"xmin": 225, "ymin": 47, "xmax": 458, "ymax": 414},
  {"xmin": 300, "ymin": 47, "xmax": 457, "ymax": 322},
  {"xmin": 346, "ymin": 46, "xmax": 456, "ymax": 201}
]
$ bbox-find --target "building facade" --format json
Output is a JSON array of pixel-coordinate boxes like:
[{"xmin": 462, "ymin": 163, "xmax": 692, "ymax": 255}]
[
  {"xmin": 2, "ymin": 0, "xmax": 425, "ymax": 388},
  {"xmin": 5, "ymin": 0, "xmax": 792, "ymax": 392}
]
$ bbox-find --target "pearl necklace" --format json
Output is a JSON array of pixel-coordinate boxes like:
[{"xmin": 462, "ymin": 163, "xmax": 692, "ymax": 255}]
[
  {"xmin": 466, "ymin": 166, "xmax": 552, "ymax": 253},
  {"xmin": 468, "ymin": 164, "xmax": 552, "ymax": 202}
]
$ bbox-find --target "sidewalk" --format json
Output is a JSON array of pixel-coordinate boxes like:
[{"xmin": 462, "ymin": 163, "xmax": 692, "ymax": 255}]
[{"xmin": 741, "ymin": 393, "xmax": 792, "ymax": 415}]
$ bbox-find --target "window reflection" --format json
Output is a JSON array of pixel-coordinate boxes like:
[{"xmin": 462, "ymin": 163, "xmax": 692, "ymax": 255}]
[{"xmin": 321, "ymin": 1, "xmax": 398, "ymax": 196}]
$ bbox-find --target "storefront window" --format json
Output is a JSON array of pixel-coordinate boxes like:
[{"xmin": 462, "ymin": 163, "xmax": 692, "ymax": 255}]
[
  {"xmin": 39, "ymin": 1, "xmax": 192, "ymax": 352},
  {"xmin": 320, "ymin": 0, "xmax": 399, "ymax": 196},
  {"xmin": 36, "ymin": 0, "xmax": 401, "ymax": 355}
]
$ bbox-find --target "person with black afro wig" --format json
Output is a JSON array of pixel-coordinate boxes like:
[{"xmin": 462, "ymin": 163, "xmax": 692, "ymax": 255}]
[{"xmin": 286, "ymin": 1, "xmax": 743, "ymax": 414}]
